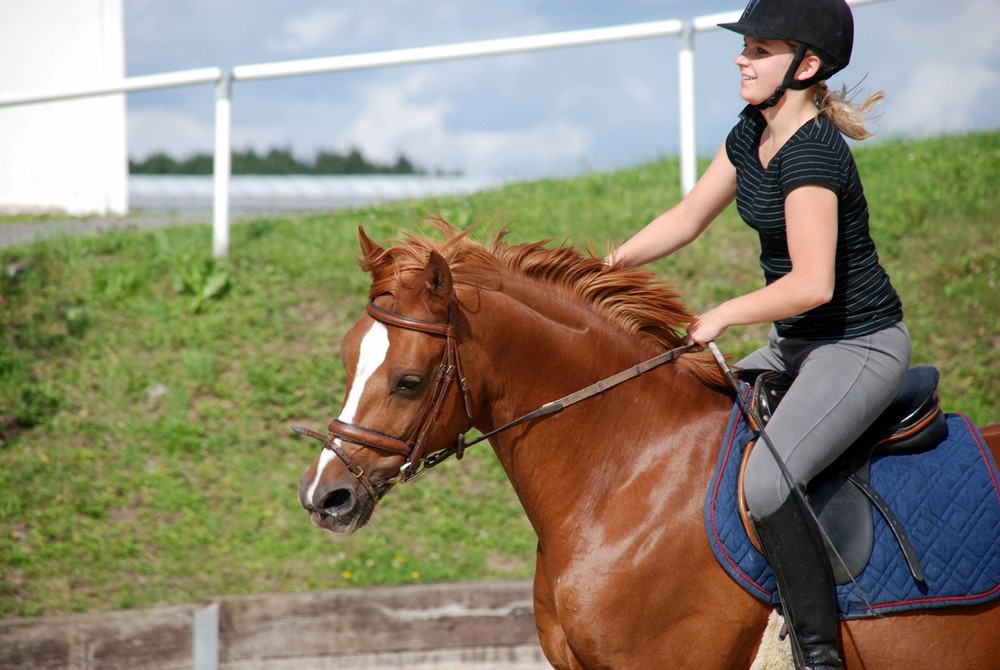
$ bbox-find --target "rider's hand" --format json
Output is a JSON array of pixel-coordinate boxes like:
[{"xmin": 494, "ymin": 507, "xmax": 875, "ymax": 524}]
[{"xmin": 686, "ymin": 308, "xmax": 730, "ymax": 350}]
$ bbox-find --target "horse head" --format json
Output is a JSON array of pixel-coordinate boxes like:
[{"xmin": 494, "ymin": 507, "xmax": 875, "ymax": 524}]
[{"xmin": 297, "ymin": 227, "xmax": 475, "ymax": 533}]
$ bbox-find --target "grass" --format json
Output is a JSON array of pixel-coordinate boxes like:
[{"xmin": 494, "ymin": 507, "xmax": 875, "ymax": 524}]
[{"xmin": 1, "ymin": 131, "xmax": 997, "ymax": 618}]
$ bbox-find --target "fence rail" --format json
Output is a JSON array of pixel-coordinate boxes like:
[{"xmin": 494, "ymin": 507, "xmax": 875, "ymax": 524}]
[
  {"xmin": 232, "ymin": 20, "xmax": 686, "ymax": 82},
  {"xmin": 0, "ymin": 67, "xmax": 223, "ymax": 107},
  {"xmin": 0, "ymin": 1, "xmax": 886, "ymax": 258},
  {"xmin": 0, "ymin": 580, "xmax": 541, "ymax": 670}
]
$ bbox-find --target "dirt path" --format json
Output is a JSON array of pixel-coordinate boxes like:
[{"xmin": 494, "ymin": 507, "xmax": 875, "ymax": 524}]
[{"xmin": 0, "ymin": 213, "xmax": 216, "ymax": 249}]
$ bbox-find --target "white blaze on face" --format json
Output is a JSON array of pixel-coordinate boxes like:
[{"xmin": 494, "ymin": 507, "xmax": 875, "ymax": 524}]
[{"xmin": 306, "ymin": 321, "xmax": 390, "ymax": 503}]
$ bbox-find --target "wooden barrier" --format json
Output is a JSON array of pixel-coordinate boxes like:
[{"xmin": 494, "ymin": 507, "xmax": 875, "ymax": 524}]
[{"xmin": 0, "ymin": 580, "xmax": 545, "ymax": 669}]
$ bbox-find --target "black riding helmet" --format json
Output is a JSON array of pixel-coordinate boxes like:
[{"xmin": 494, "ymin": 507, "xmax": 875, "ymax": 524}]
[{"xmin": 720, "ymin": 0, "xmax": 854, "ymax": 109}]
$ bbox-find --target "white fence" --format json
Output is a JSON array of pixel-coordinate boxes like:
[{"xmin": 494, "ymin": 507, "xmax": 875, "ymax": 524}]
[{"xmin": 0, "ymin": 1, "xmax": 886, "ymax": 258}]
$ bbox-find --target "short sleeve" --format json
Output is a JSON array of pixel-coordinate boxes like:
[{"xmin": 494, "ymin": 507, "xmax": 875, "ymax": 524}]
[
  {"xmin": 778, "ymin": 140, "xmax": 844, "ymax": 197},
  {"xmin": 776, "ymin": 119, "xmax": 851, "ymax": 197}
]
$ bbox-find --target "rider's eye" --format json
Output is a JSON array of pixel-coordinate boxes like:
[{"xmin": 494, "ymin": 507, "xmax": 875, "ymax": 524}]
[{"xmin": 394, "ymin": 375, "xmax": 424, "ymax": 393}]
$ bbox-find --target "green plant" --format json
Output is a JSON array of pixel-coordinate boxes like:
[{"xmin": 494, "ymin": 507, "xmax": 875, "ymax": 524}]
[{"xmin": 173, "ymin": 258, "xmax": 232, "ymax": 313}]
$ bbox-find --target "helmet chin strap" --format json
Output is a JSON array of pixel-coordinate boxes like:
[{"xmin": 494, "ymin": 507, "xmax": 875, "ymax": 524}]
[{"xmin": 754, "ymin": 42, "xmax": 813, "ymax": 111}]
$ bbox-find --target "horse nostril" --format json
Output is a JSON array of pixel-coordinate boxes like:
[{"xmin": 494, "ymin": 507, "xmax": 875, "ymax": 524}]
[{"xmin": 318, "ymin": 488, "xmax": 353, "ymax": 513}]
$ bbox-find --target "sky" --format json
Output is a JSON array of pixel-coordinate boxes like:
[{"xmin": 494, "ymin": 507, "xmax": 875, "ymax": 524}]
[{"xmin": 124, "ymin": 0, "xmax": 999, "ymax": 179}]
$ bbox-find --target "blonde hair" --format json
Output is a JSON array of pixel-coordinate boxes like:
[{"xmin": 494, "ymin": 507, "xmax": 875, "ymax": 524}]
[
  {"xmin": 812, "ymin": 82, "xmax": 885, "ymax": 141},
  {"xmin": 785, "ymin": 41, "xmax": 885, "ymax": 141}
]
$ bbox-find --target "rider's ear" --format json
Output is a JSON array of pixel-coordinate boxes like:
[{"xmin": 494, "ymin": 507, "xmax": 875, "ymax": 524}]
[
  {"xmin": 423, "ymin": 250, "xmax": 453, "ymax": 315},
  {"xmin": 796, "ymin": 53, "xmax": 822, "ymax": 82}
]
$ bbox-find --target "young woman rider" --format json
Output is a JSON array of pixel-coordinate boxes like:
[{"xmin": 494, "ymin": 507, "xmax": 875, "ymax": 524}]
[{"xmin": 605, "ymin": 0, "xmax": 909, "ymax": 668}]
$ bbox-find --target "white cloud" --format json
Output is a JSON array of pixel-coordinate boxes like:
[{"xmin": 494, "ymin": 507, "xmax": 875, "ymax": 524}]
[
  {"xmin": 266, "ymin": 9, "xmax": 358, "ymax": 55},
  {"xmin": 266, "ymin": 9, "xmax": 386, "ymax": 55},
  {"xmin": 339, "ymin": 73, "xmax": 592, "ymax": 175},
  {"xmin": 884, "ymin": 62, "xmax": 999, "ymax": 136},
  {"xmin": 858, "ymin": 0, "xmax": 1000, "ymax": 139},
  {"xmin": 339, "ymin": 74, "xmax": 454, "ymax": 159},
  {"xmin": 128, "ymin": 108, "xmax": 213, "ymax": 158},
  {"xmin": 261, "ymin": 2, "xmax": 501, "ymax": 57},
  {"xmin": 449, "ymin": 122, "xmax": 593, "ymax": 176},
  {"xmin": 620, "ymin": 74, "xmax": 657, "ymax": 107}
]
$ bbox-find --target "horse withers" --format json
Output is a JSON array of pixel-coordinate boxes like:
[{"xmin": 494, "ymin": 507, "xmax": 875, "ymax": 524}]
[{"xmin": 296, "ymin": 223, "xmax": 1000, "ymax": 670}]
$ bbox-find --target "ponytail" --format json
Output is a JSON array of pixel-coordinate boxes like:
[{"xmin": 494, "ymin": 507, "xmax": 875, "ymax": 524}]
[{"xmin": 813, "ymin": 81, "xmax": 884, "ymax": 141}]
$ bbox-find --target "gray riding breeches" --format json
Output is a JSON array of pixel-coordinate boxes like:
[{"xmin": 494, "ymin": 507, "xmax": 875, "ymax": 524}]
[{"xmin": 738, "ymin": 321, "xmax": 911, "ymax": 518}]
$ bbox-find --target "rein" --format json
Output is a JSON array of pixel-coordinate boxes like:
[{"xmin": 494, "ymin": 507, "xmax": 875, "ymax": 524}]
[
  {"xmin": 293, "ymin": 293, "xmax": 695, "ymax": 496},
  {"xmin": 461, "ymin": 341, "xmax": 697, "ymax": 451}
]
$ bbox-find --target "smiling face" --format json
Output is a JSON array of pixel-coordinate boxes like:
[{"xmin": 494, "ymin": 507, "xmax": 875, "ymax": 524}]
[{"xmin": 734, "ymin": 37, "xmax": 798, "ymax": 106}]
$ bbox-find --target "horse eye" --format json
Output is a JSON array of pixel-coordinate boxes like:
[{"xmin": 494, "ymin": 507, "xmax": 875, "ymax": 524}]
[{"xmin": 394, "ymin": 375, "xmax": 423, "ymax": 393}]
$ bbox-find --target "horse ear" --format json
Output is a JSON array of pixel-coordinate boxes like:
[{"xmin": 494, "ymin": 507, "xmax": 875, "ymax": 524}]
[
  {"xmin": 423, "ymin": 250, "xmax": 453, "ymax": 310},
  {"xmin": 358, "ymin": 227, "xmax": 391, "ymax": 277},
  {"xmin": 358, "ymin": 227, "xmax": 384, "ymax": 260}
]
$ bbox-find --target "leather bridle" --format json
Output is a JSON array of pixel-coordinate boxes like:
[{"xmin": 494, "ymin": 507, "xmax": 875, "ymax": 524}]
[
  {"xmin": 293, "ymin": 291, "xmax": 695, "ymax": 501},
  {"xmin": 293, "ymin": 294, "xmax": 474, "ymax": 499}
]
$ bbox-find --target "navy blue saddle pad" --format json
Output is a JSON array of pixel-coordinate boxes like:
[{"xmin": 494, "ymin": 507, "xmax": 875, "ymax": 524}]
[{"xmin": 705, "ymin": 397, "xmax": 1000, "ymax": 620}]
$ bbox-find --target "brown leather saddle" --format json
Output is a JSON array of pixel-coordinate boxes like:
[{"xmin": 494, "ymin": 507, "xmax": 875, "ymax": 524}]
[{"xmin": 736, "ymin": 365, "xmax": 947, "ymax": 584}]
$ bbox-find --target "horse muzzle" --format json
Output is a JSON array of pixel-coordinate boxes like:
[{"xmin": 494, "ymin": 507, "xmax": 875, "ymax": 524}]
[{"xmin": 297, "ymin": 459, "xmax": 391, "ymax": 534}]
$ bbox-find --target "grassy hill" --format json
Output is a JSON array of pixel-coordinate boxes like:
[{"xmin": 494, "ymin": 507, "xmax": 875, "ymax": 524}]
[{"xmin": 1, "ymin": 131, "xmax": 996, "ymax": 617}]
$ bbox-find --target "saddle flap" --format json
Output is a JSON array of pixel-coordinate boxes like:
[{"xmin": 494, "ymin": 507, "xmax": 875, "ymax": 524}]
[
  {"xmin": 737, "ymin": 436, "xmax": 876, "ymax": 586},
  {"xmin": 808, "ymin": 469, "xmax": 874, "ymax": 585}
]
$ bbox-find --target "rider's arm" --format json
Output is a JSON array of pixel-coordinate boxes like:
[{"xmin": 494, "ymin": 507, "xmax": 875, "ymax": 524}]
[
  {"xmin": 605, "ymin": 144, "xmax": 736, "ymax": 268},
  {"xmin": 686, "ymin": 184, "xmax": 837, "ymax": 345}
]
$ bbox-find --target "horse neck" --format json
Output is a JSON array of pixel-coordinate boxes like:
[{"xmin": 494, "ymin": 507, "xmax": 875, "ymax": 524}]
[
  {"xmin": 462, "ymin": 279, "xmax": 641, "ymax": 418},
  {"xmin": 458, "ymin": 280, "xmax": 730, "ymax": 531}
]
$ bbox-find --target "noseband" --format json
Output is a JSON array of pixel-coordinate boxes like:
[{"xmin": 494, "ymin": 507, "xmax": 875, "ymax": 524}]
[{"xmin": 293, "ymin": 295, "xmax": 474, "ymax": 499}]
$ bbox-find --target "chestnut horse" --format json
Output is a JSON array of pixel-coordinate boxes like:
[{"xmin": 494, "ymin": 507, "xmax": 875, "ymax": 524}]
[{"xmin": 296, "ymin": 223, "xmax": 1000, "ymax": 669}]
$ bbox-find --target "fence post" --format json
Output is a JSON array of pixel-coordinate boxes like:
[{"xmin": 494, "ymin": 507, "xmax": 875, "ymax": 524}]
[
  {"xmin": 212, "ymin": 70, "xmax": 233, "ymax": 259},
  {"xmin": 193, "ymin": 602, "xmax": 220, "ymax": 670},
  {"xmin": 677, "ymin": 22, "xmax": 697, "ymax": 196}
]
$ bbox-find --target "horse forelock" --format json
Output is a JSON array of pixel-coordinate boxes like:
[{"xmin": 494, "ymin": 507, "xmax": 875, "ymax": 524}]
[{"xmin": 361, "ymin": 218, "xmax": 730, "ymax": 392}]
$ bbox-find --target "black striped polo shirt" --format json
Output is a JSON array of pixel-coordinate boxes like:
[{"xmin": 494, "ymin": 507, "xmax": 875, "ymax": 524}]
[{"xmin": 725, "ymin": 106, "xmax": 903, "ymax": 340}]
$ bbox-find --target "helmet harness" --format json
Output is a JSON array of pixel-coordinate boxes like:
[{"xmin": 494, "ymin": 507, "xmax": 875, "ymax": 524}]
[{"xmin": 719, "ymin": 0, "xmax": 855, "ymax": 110}]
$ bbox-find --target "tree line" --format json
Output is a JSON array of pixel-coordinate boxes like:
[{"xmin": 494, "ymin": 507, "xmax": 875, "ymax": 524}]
[{"xmin": 129, "ymin": 146, "xmax": 424, "ymax": 175}]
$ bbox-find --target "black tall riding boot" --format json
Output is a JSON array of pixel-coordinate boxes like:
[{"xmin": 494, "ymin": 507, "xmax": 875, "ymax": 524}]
[{"xmin": 752, "ymin": 493, "xmax": 845, "ymax": 670}]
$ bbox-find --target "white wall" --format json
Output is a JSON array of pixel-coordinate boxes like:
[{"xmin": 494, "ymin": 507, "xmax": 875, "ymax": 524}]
[{"xmin": 0, "ymin": 0, "xmax": 127, "ymax": 216}]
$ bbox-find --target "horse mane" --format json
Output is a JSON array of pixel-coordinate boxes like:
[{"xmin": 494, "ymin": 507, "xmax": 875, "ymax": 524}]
[{"xmin": 362, "ymin": 218, "xmax": 731, "ymax": 393}]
